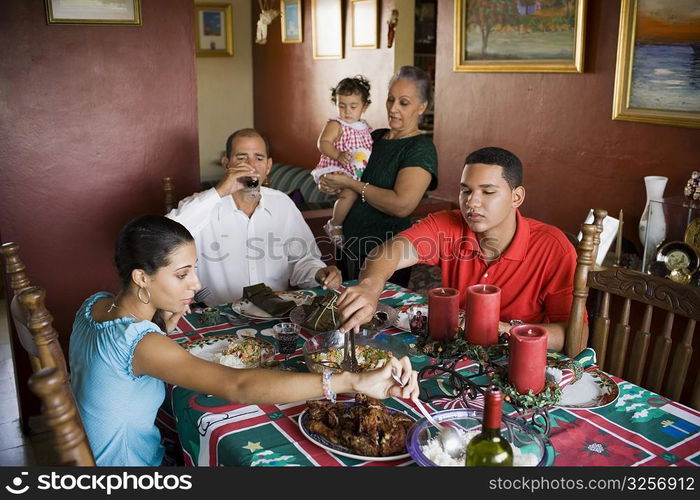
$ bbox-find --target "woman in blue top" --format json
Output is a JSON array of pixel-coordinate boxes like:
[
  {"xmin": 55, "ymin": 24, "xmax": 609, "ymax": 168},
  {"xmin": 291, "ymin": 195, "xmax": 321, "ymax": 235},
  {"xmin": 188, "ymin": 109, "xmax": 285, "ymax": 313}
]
[{"xmin": 69, "ymin": 215, "xmax": 419, "ymax": 466}]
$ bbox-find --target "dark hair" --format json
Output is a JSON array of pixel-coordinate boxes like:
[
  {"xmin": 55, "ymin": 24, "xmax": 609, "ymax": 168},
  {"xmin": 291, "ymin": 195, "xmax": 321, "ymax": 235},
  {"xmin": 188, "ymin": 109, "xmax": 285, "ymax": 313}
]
[
  {"xmin": 331, "ymin": 75, "xmax": 371, "ymax": 105},
  {"xmin": 389, "ymin": 65, "xmax": 432, "ymax": 107},
  {"xmin": 114, "ymin": 215, "xmax": 194, "ymax": 287},
  {"xmin": 225, "ymin": 128, "xmax": 271, "ymax": 158},
  {"xmin": 464, "ymin": 147, "xmax": 523, "ymax": 189}
]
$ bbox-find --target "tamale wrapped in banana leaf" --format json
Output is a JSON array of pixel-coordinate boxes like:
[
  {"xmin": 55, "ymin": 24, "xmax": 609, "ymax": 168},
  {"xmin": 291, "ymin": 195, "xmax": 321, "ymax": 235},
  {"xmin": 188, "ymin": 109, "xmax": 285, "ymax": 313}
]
[
  {"xmin": 242, "ymin": 283, "xmax": 296, "ymax": 317},
  {"xmin": 301, "ymin": 291, "xmax": 388, "ymax": 331}
]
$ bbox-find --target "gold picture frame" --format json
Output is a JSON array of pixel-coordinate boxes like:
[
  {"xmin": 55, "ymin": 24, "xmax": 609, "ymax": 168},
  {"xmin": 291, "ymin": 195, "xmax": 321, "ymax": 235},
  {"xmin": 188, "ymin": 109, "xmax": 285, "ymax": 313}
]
[
  {"xmin": 351, "ymin": 0, "xmax": 377, "ymax": 49},
  {"xmin": 45, "ymin": 0, "xmax": 141, "ymax": 26},
  {"xmin": 454, "ymin": 0, "xmax": 586, "ymax": 73},
  {"xmin": 612, "ymin": 0, "xmax": 700, "ymax": 129},
  {"xmin": 312, "ymin": 0, "xmax": 343, "ymax": 59},
  {"xmin": 282, "ymin": 0, "xmax": 303, "ymax": 43},
  {"xmin": 194, "ymin": 3, "xmax": 233, "ymax": 57}
]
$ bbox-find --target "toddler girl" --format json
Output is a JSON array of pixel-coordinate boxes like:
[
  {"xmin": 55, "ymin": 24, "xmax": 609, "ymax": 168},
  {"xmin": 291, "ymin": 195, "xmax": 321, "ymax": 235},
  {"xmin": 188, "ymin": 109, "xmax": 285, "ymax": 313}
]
[{"xmin": 311, "ymin": 76, "xmax": 373, "ymax": 246}]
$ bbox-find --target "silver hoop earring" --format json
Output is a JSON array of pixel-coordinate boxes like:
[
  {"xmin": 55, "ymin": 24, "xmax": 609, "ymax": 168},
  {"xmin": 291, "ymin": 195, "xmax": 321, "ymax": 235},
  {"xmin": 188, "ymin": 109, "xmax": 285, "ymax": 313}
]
[{"xmin": 137, "ymin": 287, "xmax": 151, "ymax": 304}]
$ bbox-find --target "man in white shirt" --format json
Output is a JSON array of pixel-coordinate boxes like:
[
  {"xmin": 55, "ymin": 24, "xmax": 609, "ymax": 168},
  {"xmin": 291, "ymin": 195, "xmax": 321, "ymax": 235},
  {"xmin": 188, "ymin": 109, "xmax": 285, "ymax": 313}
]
[{"xmin": 167, "ymin": 128, "xmax": 341, "ymax": 305}]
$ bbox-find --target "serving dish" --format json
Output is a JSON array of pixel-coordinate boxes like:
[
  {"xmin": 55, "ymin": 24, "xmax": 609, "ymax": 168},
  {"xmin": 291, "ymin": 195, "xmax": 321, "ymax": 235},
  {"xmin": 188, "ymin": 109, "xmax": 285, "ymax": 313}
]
[
  {"xmin": 298, "ymin": 401, "xmax": 414, "ymax": 461},
  {"xmin": 302, "ymin": 329, "xmax": 409, "ymax": 374},
  {"xmin": 289, "ymin": 302, "xmax": 397, "ymax": 334},
  {"xmin": 405, "ymin": 408, "xmax": 553, "ymax": 466}
]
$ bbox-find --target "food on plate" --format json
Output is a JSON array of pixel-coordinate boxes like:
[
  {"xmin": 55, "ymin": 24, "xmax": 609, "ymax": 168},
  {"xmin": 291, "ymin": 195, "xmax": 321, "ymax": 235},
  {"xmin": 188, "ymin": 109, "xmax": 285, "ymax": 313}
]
[
  {"xmin": 300, "ymin": 291, "xmax": 388, "ymax": 332},
  {"xmin": 242, "ymin": 283, "xmax": 296, "ymax": 317},
  {"xmin": 213, "ymin": 337, "xmax": 274, "ymax": 368},
  {"xmin": 308, "ymin": 345, "xmax": 393, "ymax": 372},
  {"xmin": 305, "ymin": 394, "xmax": 413, "ymax": 457}
]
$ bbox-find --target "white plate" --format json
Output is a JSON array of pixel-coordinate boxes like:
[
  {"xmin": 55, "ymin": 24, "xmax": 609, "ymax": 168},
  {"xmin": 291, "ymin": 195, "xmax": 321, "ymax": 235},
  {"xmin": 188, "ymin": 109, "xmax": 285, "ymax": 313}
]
[
  {"xmin": 298, "ymin": 403, "xmax": 414, "ymax": 462},
  {"xmin": 231, "ymin": 290, "xmax": 316, "ymax": 320},
  {"xmin": 184, "ymin": 334, "xmax": 274, "ymax": 368},
  {"xmin": 556, "ymin": 369, "xmax": 619, "ymax": 409}
]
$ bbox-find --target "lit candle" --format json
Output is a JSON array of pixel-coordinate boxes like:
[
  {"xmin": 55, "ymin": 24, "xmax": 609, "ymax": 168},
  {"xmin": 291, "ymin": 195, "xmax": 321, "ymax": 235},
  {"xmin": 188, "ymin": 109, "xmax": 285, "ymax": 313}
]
[
  {"xmin": 509, "ymin": 325, "xmax": 548, "ymax": 395},
  {"xmin": 428, "ymin": 287, "xmax": 459, "ymax": 341},
  {"xmin": 465, "ymin": 284, "xmax": 501, "ymax": 346}
]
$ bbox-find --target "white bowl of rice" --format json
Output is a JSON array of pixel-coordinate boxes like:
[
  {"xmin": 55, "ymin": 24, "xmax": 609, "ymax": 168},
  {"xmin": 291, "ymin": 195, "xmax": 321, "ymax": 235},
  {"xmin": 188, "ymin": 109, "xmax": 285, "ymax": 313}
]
[{"xmin": 405, "ymin": 408, "xmax": 552, "ymax": 466}]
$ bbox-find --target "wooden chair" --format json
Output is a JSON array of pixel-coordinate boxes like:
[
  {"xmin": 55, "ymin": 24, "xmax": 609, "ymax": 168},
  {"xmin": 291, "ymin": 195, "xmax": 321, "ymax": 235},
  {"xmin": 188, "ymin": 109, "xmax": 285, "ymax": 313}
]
[
  {"xmin": 1, "ymin": 243, "xmax": 67, "ymax": 376},
  {"xmin": 566, "ymin": 223, "xmax": 700, "ymax": 409},
  {"xmin": 21, "ymin": 286, "xmax": 95, "ymax": 465}
]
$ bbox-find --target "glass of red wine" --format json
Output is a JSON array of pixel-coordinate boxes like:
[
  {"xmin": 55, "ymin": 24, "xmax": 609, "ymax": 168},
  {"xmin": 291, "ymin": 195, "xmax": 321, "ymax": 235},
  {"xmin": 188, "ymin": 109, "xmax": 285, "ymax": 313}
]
[{"xmin": 273, "ymin": 322, "xmax": 300, "ymax": 371}]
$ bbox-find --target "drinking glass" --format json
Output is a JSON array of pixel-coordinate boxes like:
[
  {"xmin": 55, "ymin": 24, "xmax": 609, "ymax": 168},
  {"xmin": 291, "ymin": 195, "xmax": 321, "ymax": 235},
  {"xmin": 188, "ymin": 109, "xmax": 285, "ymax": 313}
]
[
  {"xmin": 274, "ymin": 322, "xmax": 300, "ymax": 371},
  {"xmin": 240, "ymin": 176, "xmax": 261, "ymax": 200}
]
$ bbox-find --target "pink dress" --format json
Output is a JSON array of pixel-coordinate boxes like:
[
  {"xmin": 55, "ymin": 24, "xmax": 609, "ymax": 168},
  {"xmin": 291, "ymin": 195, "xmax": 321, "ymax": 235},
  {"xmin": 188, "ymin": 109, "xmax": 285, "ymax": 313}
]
[{"xmin": 311, "ymin": 118, "xmax": 373, "ymax": 184}]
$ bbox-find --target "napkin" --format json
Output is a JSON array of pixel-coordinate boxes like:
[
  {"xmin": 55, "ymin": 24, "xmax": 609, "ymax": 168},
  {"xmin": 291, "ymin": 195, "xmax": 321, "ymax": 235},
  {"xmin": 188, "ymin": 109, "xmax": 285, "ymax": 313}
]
[{"xmin": 242, "ymin": 283, "xmax": 296, "ymax": 317}]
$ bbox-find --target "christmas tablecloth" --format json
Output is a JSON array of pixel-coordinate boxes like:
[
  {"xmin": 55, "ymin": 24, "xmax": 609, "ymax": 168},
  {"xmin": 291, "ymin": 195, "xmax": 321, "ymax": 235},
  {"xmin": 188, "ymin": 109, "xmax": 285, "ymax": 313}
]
[{"xmin": 162, "ymin": 283, "xmax": 700, "ymax": 467}]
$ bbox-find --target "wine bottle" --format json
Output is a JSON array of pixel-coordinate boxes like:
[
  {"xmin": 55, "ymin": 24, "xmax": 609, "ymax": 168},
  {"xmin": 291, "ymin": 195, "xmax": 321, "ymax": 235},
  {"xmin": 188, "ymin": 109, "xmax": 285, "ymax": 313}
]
[{"xmin": 465, "ymin": 387, "xmax": 513, "ymax": 466}]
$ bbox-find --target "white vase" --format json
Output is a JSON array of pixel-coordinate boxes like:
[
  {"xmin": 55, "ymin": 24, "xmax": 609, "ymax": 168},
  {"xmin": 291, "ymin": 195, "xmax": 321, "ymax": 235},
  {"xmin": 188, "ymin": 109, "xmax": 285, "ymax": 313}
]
[{"xmin": 639, "ymin": 175, "xmax": 668, "ymax": 270}]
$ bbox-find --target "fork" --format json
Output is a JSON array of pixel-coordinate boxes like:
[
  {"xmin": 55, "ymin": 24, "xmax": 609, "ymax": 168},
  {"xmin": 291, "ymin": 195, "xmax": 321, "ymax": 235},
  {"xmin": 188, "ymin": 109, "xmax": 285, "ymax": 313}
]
[{"xmin": 193, "ymin": 287, "xmax": 211, "ymax": 307}]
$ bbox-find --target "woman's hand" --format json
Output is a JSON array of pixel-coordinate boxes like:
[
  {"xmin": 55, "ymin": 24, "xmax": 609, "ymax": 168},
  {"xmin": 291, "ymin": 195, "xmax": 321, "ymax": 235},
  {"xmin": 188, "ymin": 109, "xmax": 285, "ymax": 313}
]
[
  {"xmin": 319, "ymin": 172, "xmax": 353, "ymax": 193},
  {"xmin": 351, "ymin": 356, "xmax": 419, "ymax": 400},
  {"xmin": 161, "ymin": 306, "xmax": 189, "ymax": 334}
]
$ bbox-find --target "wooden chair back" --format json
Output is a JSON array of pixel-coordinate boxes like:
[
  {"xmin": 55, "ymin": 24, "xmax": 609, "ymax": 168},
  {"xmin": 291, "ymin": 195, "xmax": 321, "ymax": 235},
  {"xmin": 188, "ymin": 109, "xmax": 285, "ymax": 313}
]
[
  {"xmin": 28, "ymin": 367, "xmax": 95, "ymax": 466},
  {"xmin": 1, "ymin": 242, "xmax": 43, "ymax": 372},
  {"xmin": 21, "ymin": 286, "xmax": 95, "ymax": 465},
  {"xmin": 566, "ymin": 224, "xmax": 700, "ymax": 409}
]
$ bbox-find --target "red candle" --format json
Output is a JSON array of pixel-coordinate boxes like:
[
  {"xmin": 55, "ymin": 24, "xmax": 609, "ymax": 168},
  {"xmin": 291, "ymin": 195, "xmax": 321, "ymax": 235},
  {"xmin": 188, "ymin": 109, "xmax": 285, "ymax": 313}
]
[
  {"xmin": 509, "ymin": 325, "xmax": 548, "ymax": 395},
  {"xmin": 465, "ymin": 284, "xmax": 501, "ymax": 346},
  {"xmin": 428, "ymin": 287, "xmax": 459, "ymax": 341}
]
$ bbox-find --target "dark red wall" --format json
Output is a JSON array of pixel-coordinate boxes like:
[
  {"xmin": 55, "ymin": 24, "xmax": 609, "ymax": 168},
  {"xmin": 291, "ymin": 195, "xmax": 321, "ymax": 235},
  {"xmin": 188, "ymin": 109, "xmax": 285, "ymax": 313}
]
[
  {"xmin": 433, "ymin": 0, "xmax": 700, "ymax": 247},
  {"xmin": 253, "ymin": 0, "xmax": 399, "ymax": 168},
  {"xmin": 0, "ymin": 0, "xmax": 200, "ymax": 420}
]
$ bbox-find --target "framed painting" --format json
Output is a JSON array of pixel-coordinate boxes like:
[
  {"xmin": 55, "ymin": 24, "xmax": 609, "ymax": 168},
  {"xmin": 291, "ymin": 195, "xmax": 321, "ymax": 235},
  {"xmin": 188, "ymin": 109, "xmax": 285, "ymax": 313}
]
[
  {"xmin": 195, "ymin": 3, "xmax": 233, "ymax": 57},
  {"xmin": 454, "ymin": 0, "xmax": 586, "ymax": 72},
  {"xmin": 612, "ymin": 0, "xmax": 700, "ymax": 129},
  {"xmin": 281, "ymin": 0, "xmax": 303, "ymax": 43},
  {"xmin": 45, "ymin": 0, "xmax": 141, "ymax": 25},
  {"xmin": 312, "ymin": 0, "xmax": 343, "ymax": 59},
  {"xmin": 351, "ymin": 0, "xmax": 377, "ymax": 49}
]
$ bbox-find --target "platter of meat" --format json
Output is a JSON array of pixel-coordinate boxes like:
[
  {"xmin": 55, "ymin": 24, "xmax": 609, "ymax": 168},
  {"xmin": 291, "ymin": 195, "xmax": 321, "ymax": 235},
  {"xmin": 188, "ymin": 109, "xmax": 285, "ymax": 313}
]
[{"xmin": 298, "ymin": 394, "xmax": 415, "ymax": 461}]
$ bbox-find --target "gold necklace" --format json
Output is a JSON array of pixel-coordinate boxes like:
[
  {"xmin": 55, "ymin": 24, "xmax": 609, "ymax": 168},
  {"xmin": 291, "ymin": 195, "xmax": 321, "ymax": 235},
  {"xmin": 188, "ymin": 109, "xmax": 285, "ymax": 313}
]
[
  {"xmin": 107, "ymin": 295, "xmax": 137, "ymax": 320},
  {"xmin": 388, "ymin": 128, "xmax": 420, "ymax": 140}
]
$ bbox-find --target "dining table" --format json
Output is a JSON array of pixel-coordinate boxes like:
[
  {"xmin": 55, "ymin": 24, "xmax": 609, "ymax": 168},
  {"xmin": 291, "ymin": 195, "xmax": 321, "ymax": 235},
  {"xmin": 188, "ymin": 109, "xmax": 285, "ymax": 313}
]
[{"xmin": 159, "ymin": 281, "xmax": 700, "ymax": 467}]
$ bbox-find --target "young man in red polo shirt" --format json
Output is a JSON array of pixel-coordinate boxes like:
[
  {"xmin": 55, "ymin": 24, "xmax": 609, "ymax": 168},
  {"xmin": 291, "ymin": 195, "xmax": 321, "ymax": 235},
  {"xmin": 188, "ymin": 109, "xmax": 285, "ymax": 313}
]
[{"xmin": 336, "ymin": 146, "xmax": 581, "ymax": 351}]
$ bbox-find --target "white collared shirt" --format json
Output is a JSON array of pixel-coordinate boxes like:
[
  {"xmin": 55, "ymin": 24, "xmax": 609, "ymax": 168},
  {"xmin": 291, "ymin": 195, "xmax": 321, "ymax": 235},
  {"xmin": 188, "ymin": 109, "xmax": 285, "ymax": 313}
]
[{"xmin": 167, "ymin": 187, "xmax": 326, "ymax": 305}]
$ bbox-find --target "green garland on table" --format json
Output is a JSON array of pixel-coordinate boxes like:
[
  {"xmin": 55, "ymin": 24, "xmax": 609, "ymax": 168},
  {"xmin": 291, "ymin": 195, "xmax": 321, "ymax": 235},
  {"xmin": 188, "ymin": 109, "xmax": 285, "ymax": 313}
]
[
  {"xmin": 414, "ymin": 332, "xmax": 508, "ymax": 366},
  {"xmin": 489, "ymin": 371, "xmax": 562, "ymax": 410}
]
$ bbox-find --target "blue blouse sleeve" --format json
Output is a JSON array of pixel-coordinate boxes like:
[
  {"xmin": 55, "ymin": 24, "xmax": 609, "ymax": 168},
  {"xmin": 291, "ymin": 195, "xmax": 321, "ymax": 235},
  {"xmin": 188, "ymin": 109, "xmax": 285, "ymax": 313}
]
[{"xmin": 118, "ymin": 321, "xmax": 163, "ymax": 380}]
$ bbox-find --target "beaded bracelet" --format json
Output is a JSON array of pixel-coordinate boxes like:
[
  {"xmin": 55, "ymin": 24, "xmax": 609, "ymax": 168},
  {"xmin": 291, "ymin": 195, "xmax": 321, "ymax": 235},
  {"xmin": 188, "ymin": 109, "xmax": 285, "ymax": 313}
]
[
  {"xmin": 361, "ymin": 182, "xmax": 370, "ymax": 203},
  {"xmin": 322, "ymin": 368, "xmax": 336, "ymax": 403}
]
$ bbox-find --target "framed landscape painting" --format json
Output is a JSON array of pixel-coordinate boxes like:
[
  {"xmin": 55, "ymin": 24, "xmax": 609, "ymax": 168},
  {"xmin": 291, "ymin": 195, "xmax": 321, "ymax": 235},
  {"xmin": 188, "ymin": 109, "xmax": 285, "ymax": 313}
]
[
  {"xmin": 195, "ymin": 3, "xmax": 233, "ymax": 57},
  {"xmin": 612, "ymin": 0, "xmax": 700, "ymax": 128},
  {"xmin": 454, "ymin": 0, "xmax": 586, "ymax": 72},
  {"xmin": 281, "ymin": 0, "xmax": 303, "ymax": 43}
]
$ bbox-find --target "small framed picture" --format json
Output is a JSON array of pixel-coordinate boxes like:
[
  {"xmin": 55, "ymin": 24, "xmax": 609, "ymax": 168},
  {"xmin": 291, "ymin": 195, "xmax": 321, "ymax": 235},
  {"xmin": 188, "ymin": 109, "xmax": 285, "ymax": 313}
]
[
  {"xmin": 195, "ymin": 3, "xmax": 233, "ymax": 57},
  {"xmin": 45, "ymin": 0, "xmax": 141, "ymax": 26},
  {"xmin": 281, "ymin": 0, "xmax": 303, "ymax": 43},
  {"xmin": 312, "ymin": 0, "xmax": 343, "ymax": 59},
  {"xmin": 351, "ymin": 0, "xmax": 377, "ymax": 49}
]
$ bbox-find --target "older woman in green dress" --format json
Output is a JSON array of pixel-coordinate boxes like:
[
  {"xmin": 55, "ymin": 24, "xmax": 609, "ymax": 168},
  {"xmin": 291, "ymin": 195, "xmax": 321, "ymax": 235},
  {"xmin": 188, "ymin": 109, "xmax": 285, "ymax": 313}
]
[{"xmin": 318, "ymin": 65, "xmax": 438, "ymax": 287}]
